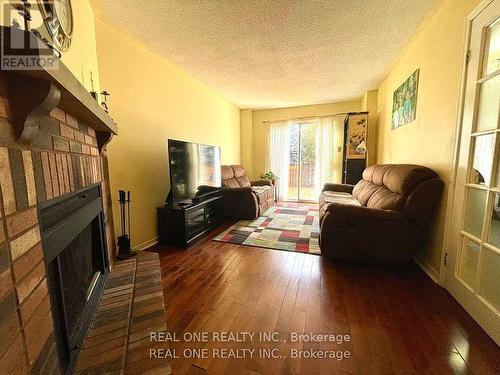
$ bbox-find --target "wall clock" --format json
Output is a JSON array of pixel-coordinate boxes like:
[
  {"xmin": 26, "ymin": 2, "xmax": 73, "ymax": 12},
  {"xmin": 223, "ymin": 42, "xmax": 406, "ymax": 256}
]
[{"xmin": 37, "ymin": 0, "xmax": 73, "ymax": 52}]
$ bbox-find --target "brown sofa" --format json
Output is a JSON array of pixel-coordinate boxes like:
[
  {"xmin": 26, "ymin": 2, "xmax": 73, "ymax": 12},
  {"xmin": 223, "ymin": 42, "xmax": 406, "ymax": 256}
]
[
  {"xmin": 319, "ymin": 164, "xmax": 443, "ymax": 263},
  {"xmin": 221, "ymin": 165, "xmax": 274, "ymax": 219}
]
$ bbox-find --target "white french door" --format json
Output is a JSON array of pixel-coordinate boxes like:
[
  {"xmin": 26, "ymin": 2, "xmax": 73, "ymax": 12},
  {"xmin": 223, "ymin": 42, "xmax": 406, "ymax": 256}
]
[{"xmin": 445, "ymin": 0, "xmax": 500, "ymax": 345}]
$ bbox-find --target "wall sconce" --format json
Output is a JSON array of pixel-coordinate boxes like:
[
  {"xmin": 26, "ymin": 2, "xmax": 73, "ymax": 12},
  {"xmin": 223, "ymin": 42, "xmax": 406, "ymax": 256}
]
[{"xmin": 356, "ymin": 140, "xmax": 368, "ymax": 164}]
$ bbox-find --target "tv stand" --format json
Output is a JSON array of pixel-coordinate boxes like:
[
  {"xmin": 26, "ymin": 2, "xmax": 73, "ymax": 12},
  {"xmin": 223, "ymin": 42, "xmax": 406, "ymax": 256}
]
[{"xmin": 157, "ymin": 195, "xmax": 222, "ymax": 247}]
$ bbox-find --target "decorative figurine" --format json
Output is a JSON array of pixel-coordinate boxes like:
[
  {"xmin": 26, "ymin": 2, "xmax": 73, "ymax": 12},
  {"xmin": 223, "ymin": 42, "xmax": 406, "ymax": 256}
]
[
  {"xmin": 13, "ymin": 1, "xmax": 32, "ymax": 30},
  {"xmin": 89, "ymin": 71, "xmax": 98, "ymax": 100},
  {"xmin": 101, "ymin": 90, "xmax": 110, "ymax": 112}
]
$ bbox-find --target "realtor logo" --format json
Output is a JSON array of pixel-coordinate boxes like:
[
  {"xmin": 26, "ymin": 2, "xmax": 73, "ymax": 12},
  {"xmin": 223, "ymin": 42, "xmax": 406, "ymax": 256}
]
[{"xmin": 1, "ymin": 2, "xmax": 59, "ymax": 70}]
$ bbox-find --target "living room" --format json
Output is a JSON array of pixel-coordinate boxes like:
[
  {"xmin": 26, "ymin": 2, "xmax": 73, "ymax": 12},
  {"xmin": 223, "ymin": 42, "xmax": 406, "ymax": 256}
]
[{"xmin": 0, "ymin": 0, "xmax": 499, "ymax": 374}]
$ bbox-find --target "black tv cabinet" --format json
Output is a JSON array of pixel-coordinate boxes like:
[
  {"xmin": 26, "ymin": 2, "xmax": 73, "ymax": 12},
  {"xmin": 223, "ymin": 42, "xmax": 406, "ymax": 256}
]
[{"xmin": 157, "ymin": 195, "xmax": 222, "ymax": 247}]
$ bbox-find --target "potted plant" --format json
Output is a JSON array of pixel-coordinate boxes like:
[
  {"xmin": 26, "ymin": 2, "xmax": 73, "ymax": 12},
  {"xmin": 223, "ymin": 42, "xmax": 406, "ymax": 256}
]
[{"xmin": 261, "ymin": 171, "xmax": 278, "ymax": 185}]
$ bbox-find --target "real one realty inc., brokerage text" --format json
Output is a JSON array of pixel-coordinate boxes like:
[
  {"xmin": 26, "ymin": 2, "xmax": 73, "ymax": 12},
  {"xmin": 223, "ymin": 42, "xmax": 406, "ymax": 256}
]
[{"xmin": 149, "ymin": 331, "xmax": 352, "ymax": 361}]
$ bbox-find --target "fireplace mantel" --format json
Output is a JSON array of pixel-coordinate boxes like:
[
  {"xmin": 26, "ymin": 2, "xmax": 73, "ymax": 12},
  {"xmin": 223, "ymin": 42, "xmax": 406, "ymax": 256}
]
[{"xmin": 0, "ymin": 26, "xmax": 117, "ymax": 153}]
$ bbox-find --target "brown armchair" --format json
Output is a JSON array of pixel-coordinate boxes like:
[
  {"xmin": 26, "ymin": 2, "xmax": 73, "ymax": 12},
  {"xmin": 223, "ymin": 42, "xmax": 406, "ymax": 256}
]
[
  {"xmin": 221, "ymin": 165, "xmax": 275, "ymax": 219},
  {"xmin": 319, "ymin": 164, "xmax": 443, "ymax": 263}
]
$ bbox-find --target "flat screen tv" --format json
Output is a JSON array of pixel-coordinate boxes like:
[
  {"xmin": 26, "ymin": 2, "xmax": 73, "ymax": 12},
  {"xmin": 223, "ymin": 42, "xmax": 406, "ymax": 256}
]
[{"xmin": 167, "ymin": 139, "xmax": 222, "ymax": 204}]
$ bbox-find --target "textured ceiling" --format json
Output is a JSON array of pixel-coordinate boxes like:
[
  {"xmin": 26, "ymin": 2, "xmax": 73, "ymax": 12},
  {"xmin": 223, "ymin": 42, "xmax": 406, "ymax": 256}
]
[{"xmin": 96, "ymin": 0, "xmax": 437, "ymax": 109}]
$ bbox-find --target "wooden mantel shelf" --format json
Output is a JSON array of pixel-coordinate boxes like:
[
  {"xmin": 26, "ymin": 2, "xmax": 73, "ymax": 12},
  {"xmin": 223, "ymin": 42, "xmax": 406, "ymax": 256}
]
[{"xmin": 0, "ymin": 26, "xmax": 117, "ymax": 150}]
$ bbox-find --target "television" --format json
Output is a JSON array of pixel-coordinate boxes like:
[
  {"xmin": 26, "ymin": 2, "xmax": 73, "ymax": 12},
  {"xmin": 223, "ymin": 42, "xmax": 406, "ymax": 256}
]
[{"xmin": 167, "ymin": 139, "xmax": 222, "ymax": 204}]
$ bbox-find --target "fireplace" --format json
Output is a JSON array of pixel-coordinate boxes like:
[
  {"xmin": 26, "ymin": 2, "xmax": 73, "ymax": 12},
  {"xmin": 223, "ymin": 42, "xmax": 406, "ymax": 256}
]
[
  {"xmin": 39, "ymin": 184, "xmax": 109, "ymax": 374},
  {"xmin": 0, "ymin": 28, "xmax": 117, "ymax": 373}
]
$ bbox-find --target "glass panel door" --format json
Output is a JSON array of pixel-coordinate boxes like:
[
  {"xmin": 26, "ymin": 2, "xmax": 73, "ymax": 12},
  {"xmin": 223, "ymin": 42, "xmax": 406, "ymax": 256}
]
[
  {"xmin": 287, "ymin": 123, "xmax": 300, "ymax": 201},
  {"xmin": 299, "ymin": 122, "xmax": 319, "ymax": 201},
  {"xmin": 446, "ymin": 1, "xmax": 500, "ymax": 346},
  {"xmin": 286, "ymin": 122, "xmax": 323, "ymax": 202},
  {"xmin": 457, "ymin": 11, "xmax": 500, "ymax": 292},
  {"xmin": 281, "ymin": 118, "xmax": 342, "ymax": 202}
]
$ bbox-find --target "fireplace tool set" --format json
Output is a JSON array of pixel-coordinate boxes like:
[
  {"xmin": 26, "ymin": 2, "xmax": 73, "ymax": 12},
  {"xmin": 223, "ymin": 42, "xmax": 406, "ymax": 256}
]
[{"xmin": 117, "ymin": 190, "xmax": 136, "ymax": 260}]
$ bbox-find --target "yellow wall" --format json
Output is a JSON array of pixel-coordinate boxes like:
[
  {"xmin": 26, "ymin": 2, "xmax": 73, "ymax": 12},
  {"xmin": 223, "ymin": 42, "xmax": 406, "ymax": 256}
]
[
  {"xmin": 249, "ymin": 100, "xmax": 362, "ymax": 179},
  {"xmin": 376, "ymin": 0, "xmax": 482, "ymax": 278},
  {"xmin": 95, "ymin": 19, "xmax": 240, "ymax": 249},
  {"xmin": 60, "ymin": 0, "xmax": 101, "ymax": 92},
  {"xmin": 240, "ymin": 109, "xmax": 254, "ymax": 177}
]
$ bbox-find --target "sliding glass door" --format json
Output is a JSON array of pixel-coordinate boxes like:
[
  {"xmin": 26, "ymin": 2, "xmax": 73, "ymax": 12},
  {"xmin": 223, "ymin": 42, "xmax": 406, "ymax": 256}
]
[
  {"xmin": 267, "ymin": 116, "xmax": 343, "ymax": 202},
  {"xmin": 287, "ymin": 121, "xmax": 320, "ymax": 201},
  {"xmin": 288, "ymin": 123, "xmax": 300, "ymax": 201}
]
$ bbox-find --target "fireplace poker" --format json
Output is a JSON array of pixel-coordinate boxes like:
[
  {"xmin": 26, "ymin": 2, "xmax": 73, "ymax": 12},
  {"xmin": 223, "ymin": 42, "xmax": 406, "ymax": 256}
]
[
  {"xmin": 119, "ymin": 190, "xmax": 126, "ymax": 236},
  {"xmin": 127, "ymin": 191, "xmax": 131, "ymax": 244},
  {"xmin": 117, "ymin": 190, "xmax": 135, "ymax": 260}
]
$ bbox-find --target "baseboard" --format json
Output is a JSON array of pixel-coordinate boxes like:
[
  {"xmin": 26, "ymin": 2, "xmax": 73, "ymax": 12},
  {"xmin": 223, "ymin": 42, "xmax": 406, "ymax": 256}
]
[
  {"xmin": 414, "ymin": 256, "xmax": 439, "ymax": 283},
  {"xmin": 132, "ymin": 237, "xmax": 159, "ymax": 251}
]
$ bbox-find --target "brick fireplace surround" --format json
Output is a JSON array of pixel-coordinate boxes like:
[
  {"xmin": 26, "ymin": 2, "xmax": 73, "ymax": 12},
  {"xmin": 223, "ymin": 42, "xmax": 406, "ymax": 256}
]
[{"xmin": 0, "ymin": 73, "xmax": 117, "ymax": 373}]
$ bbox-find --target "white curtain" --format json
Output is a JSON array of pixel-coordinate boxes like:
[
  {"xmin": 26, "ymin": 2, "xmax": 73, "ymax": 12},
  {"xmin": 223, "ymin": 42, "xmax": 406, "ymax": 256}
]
[
  {"xmin": 332, "ymin": 114, "xmax": 346, "ymax": 183},
  {"xmin": 266, "ymin": 121, "xmax": 291, "ymax": 201},
  {"xmin": 313, "ymin": 115, "xmax": 345, "ymax": 198},
  {"xmin": 266, "ymin": 115, "xmax": 344, "ymax": 202}
]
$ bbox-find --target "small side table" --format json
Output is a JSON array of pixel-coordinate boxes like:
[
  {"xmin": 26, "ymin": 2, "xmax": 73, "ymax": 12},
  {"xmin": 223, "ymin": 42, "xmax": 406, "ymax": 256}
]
[{"xmin": 272, "ymin": 178, "xmax": 279, "ymax": 203}]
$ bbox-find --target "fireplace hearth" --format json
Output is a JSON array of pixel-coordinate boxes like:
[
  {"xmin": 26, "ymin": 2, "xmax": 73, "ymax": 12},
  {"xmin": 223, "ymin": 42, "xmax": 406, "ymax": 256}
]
[{"xmin": 39, "ymin": 184, "xmax": 109, "ymax": 374}]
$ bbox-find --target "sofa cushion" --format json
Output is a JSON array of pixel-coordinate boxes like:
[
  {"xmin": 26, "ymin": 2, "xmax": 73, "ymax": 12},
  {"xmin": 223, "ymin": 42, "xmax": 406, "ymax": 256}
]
[
  {"xmin": 223, "ymin": 178, "xmax": 240, "ymax": 188},
  {"xmin": 319, "ymin": 191, "xmax": 361, "ymax": 221},
  {"xmin": 236, "ymin": 176, "xmax": 251, "ymax": 187},
  {"xmin": 350, "ymin": 164, "xmax": 439, "ymax": 211},
  {"xmin": 362, "ymin": 164, "xmax": 392, "ymax": 185},
  {"xmin": 223, "ymin": 165, "xmax": 252, "ymax": 187},
  {"xmin": 366, "ymin": 187, "xmax": 405, "ymax": 210},
  {"xmin": 352, "ymin": 180, "xmax": 381, "ymax": 206},
  {"xmin": 221, "ymin": 166, "xmax": 240, "ymax": 188},
  {"xmin": 320, "ymin": 191, "xmax": 360, "ymax": 206},
  {"xmin": 232, "ymin": 165, "xmax": 247, "ymax": 178},
  {"xmin": 383, "ymin": 165, "xmax": 438, "ymax": 195},
  {"xmin": 221, "ymin": 165, "xmax": 234, "ymax": 180},
  {"xmin": 222, "ymin": 165, "xmax": 250, "ymax": 187}
]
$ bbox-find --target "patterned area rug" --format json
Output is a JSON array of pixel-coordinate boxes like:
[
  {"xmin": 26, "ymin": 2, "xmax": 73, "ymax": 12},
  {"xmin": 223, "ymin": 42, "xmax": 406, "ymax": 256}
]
[{"xmin": 213, "ymin": 206, "xmax": 321, "ymax": 254}]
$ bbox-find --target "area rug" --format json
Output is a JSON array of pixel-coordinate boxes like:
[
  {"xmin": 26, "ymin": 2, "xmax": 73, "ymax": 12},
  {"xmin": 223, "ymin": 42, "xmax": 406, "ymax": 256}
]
[{"xmin": 213, "ymin": 206, "xmax": 321, "ymax": 254}]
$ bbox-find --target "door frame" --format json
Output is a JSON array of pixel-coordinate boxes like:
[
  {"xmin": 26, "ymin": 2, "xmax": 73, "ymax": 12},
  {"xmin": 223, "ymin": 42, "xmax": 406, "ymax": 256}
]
[{"xmin": 439, "ymin": 0, "xmax": 496, "ymax": 285}]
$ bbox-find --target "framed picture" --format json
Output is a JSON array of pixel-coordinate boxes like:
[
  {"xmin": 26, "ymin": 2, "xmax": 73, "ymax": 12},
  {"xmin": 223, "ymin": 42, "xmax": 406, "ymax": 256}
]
[
  {"xmin": 392, "ymin": 69, "xmax": 419, "ymax": 129},
  {"xmin": 347, "ymin": 114, "xmax": 368, "ymax": 159}
]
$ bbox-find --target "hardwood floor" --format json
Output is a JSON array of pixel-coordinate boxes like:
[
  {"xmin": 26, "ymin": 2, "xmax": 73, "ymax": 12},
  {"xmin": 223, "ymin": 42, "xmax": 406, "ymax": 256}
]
[{"xmin": 149, "ymin": 225, "xmax": 500, "ymax": 375}]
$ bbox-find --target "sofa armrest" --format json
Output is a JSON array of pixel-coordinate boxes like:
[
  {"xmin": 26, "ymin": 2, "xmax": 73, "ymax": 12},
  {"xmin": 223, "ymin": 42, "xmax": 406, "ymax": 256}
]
[
  {"xmin": 251, "ymin": 179, "xmax": 273, "ymax": 187},
  {"xmin": 222, "ymin": 186, "xmax": 252, "ymax": 194},
  {"xmin": 221, "ymin": 187, "xmax": 258, "ymax": 219},
  {"xmin": 322, "ymin": 183, "xmax": 355, "ymax": 194},
  {"xmin": 196, "ymin": 185, "xmax": 221, "ymax": 195}
]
